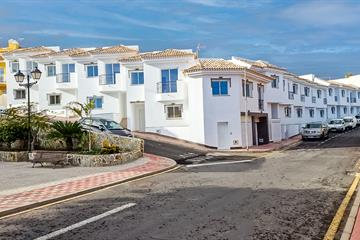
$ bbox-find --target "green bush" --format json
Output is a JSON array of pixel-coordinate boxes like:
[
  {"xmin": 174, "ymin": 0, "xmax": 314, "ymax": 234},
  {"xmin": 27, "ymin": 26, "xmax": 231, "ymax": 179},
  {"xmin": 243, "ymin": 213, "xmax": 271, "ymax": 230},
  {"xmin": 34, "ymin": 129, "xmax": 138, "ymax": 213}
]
[{"xmin": 48, "ymin": 121, "xmax": 85, "ymax": 151}]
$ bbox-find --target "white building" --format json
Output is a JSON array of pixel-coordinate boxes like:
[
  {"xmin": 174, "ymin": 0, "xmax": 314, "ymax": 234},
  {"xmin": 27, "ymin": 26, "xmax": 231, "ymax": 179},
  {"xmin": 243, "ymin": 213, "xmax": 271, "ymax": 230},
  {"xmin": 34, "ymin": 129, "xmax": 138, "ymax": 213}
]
[{"xmin": 3, "ymin": 45, "xmax": 360, "ymax": 149}]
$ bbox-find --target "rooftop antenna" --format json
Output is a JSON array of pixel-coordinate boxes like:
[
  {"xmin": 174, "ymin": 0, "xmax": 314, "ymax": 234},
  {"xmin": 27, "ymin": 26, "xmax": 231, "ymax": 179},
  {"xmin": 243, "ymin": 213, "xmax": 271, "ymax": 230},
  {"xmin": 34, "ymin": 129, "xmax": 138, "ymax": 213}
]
[{"xmin": 196, "ymin": 43, "xmax": 201, "ymax": 59}]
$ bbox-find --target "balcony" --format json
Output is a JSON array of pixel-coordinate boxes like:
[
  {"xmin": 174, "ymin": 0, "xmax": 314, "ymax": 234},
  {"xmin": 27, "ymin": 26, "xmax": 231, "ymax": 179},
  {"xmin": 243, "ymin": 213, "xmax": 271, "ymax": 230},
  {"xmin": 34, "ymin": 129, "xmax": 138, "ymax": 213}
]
[
  {"xmin": 351, "ymin": 98, "xmax": 357, "ymax": 103},
  {"xmin": 301, "ymin": 95, "xmax": 305, "ymax": 102},
  {"xmin": 156, "ymin": 80, "xmax": 186, "ymax": 102},
  {"xmin": 258, "ymin": 99, "xmax": 264, "ymax": 111},
  {"xmin": 56, "ymin": 73, "xmax": 77, "ymax": 90},
  {"xmin": 288, "ymin": 92, "xmax": 294, "ymax": 100},
  {"xmin": 312, "ymin": 96, "xmax": 316, "ymax": 103},
  {"xmin": 98, "ymin": 73, "xmax": 125, "ymax": 92}
]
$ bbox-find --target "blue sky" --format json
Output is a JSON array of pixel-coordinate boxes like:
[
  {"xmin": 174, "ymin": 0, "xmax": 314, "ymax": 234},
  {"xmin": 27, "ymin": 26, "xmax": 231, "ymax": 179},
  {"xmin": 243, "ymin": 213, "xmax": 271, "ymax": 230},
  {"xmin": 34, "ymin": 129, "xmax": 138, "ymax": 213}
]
[{"xmin": 0, "ymin": 0, "xmax": 359, "ymax": 78}]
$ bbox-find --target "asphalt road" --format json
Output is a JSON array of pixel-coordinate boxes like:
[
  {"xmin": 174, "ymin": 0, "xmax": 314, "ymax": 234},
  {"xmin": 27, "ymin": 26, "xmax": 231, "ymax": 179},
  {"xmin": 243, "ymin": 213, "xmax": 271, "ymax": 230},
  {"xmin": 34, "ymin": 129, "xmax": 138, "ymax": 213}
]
[{"xmin": 1, "ymin": 128, "xmax": 360, "ymax": 239}]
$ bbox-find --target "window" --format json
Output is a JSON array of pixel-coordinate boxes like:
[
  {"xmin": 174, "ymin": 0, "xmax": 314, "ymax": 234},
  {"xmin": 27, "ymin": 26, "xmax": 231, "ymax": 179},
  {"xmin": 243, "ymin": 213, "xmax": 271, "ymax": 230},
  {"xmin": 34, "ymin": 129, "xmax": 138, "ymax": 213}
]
[
  {"xmin": 131, "ymin": 71, "xmax": 144, "ymax": 85},
  {"xmin": 0, "ymin": 68, "xmax": 4, "ymax": 82},
  {"xmin": 309, "ymin": 109, "xmax": 315, "ymax": 118},
  {"xmin": 358, "ymin": 92, "xmax": 360, "ymax": 99},
  {"xmin": 317, "ymin": 90, "xmax": 322, "ymax": 98},
  {"xmin": 283, "ymin": 79, "xmax": 286, "ymax": 91},
  {"xmin": 88, "ymin": 96, "xmax": 103, "ymax": 109},
  {"xmin": 304, "ymin": 87, "xmax": 310, "ymax": 97},
  {"xmin": 62, "ymin": 63, "xmax": 75, "ymax": 73},
  {"xmin": 26, "ymin": 61, "xmax": 38, "ymax": 72},
  {"xmin": 47, "ymin": 65, "xmax": 56, "ymax": 77},
  {"xmin": 161, "ymin": 69, "xmax": 178, "ymax": 93},
  {"xmin": 351, "ymin": 107, "xmax": 354, "ymax": 114},
  {"xmin": 105, "ymin": 63, "xmax": 120, "ymax": 74},
  {"xmin": 48, "ymin": 94, "xmax": 61, "ymax": 105},
  {"xmin": 211, "ymin": 79, "xmax": 229, "ymax": 96},
  {"xmin": 342, "ymin": 90, "xmax": 345, "ymax": 97},
  {"xmin": 165, "ymin": 104, "xmax": 182, "ymax": 119},
  {"xmin": 87, "ymin": 65, "xmax": 98, "ymax": 78},
  {"xmin": 331, "ymin": 107, "xmax": 336, "ymax": 114},
  {"xmin": 11, "ymin": 61, "xmax": 19, "ymax": 73},
  {"xmin": 344, "ymin": 107, "xmax": 347, "ymax": 114},
  {"xmin": 329, "ymin": 88, "xmax": 333, "ymax": 96},
  {"xmin": 14, "ymin": 89, "xmax": 25, "ymax": 99},
  {"xmin": 271, "ymin": 75, "xmax": 279, "ymax": 88},
  {"xmin": 284, "ymin": 107, "xmax": 291, "ymax": 118},
  {"xmin": 293, "ymin": 84, "xmax": 298, "ymax": 94},
  {"xmin": 296, "ymin": 108, "xmax": 303, "ymax": 118},
  {"xmin": 242, "ymin": 80, "xmax": 253, "ymax": 97},
  {"xmin": 320, "ymin": 110, "xmax": 325, "ymax": 118}
]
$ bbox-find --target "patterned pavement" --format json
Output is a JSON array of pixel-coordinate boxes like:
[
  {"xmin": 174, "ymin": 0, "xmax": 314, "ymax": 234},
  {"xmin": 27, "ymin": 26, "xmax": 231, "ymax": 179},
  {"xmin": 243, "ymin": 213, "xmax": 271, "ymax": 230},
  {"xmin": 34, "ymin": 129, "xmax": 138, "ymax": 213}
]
[{"xmin": 0, "ymin": 154, "xmax": 176, "ymax": 217}]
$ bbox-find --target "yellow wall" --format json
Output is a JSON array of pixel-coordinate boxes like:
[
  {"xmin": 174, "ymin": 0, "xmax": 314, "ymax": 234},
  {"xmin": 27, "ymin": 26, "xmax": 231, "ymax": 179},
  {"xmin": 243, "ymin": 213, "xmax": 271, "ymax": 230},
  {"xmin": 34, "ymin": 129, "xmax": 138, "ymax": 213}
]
[{"xmin": 0, "ymin": 39, "xmax": 21, "ymax": 107}]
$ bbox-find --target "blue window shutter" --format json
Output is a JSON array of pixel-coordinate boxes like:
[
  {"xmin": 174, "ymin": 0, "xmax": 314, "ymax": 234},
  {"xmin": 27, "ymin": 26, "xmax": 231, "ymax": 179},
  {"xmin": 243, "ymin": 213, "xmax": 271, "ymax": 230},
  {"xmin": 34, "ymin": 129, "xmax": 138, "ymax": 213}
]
[
  {"xmin": 139, "ymin": 72, "xmax": 144, "ymax": 84},
  {"xmin": 69, "ymin": 64, "xmax": 75, "ymax": 73},
  {"xmin": 87, "ymin": 66, "xmax": 92, "ymax": 77},
  {"xmin": 220, "ymin": 81, "xmax": 228, "ymax": 95},
  {"xmin": 161, "ymin": 70, "xmax": 169, "ymax": 93},
  {"xmin": 113, "ymin": 64, "xmax": 120, "ymax": 73},
  {"xmin": 94, "ymin": 66, "xmax": 98, "ymax": 76},
  {"xmin": 211, "ymin": 81, "xmax": 220, "ymax": 95},
  {"xmin": 131, "ymin": 72, "xmax": 137, "ymax": 85},
  {"xmin": 170, "ymin": 69, "xmax": 178, "ymax": 81},
  {"xmin": 105, "ymin": 64, "xmax": 112, "ymax": 74}
]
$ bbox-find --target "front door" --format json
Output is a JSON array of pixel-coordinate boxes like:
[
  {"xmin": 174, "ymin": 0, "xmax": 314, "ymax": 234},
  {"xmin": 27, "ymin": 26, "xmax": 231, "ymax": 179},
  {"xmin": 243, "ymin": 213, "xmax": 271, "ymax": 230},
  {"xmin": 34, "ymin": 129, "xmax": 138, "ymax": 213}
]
[
  {"xmin": 257, "ymin": 117, "xmax": 269, "ymax": 145},
  {"xmin": 217, "ymin": 122, "xmax": 229, "ymax": 149}
]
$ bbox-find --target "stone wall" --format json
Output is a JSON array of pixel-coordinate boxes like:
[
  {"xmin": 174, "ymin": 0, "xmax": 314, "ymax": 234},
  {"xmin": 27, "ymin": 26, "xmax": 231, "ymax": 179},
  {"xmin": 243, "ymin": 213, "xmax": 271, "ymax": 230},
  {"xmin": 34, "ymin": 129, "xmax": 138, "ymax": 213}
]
[{"xmin": 0, "ymin": 151, "xmax": 28, "ymax": 162}]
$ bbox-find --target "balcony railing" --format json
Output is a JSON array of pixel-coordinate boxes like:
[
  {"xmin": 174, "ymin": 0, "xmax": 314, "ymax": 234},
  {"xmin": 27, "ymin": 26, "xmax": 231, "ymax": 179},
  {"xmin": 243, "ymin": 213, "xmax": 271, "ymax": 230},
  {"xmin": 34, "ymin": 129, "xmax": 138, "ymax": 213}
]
[
  {"xmin": 312, "ymin": 96, "xmax": 316, "ymax": 103},
  {"xmin": 99, "ymin": 74, "xmax": 117, "ymax": 85},
  {"xmin": 157, "ymin": 81, "xmax": 177, "ymax": 93},
  {"xmin": 258, "ymin": 99, "xmax": 264, "ymax": 111},
  {"xmin": 301, "ymin": 95, "xmax": 305, "ymax": 102},
  {"xmin": 56, "ymin": 73, "xmax": 70, "ymax": 83},
  {"xmin": 351, "ymin": 98, "xmax": 357, "ymax": 103},
  {"xmin": 288, "ymin": 92, "xmax": 294, "ymax": 100},
  {"xmin": 323, "ymin": 98, "xmax": 327, "ymax": 104}
]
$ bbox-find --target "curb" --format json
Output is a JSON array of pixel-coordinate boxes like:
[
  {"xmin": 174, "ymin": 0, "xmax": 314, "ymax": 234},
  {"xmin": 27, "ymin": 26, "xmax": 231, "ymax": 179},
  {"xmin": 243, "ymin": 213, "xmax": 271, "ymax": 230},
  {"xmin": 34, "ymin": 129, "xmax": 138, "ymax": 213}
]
[
  {"xmin": 323, "ymin": 174, "xmax": 360, "ymax": 240},
  {"xmin": 0, "ymin": 157, "xmax": 178, "ymax": 220}
]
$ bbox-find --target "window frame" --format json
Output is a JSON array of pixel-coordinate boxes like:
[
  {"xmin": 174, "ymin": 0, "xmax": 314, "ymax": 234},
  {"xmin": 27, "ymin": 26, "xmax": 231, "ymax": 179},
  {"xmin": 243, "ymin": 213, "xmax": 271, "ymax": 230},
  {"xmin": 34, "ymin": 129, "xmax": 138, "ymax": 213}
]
[
  {"xmin": 296, "ymin": 108, "xmax": 302, "ymax": 118},
  {"xmin": 309, "ymin": 109, "xmax": 315, "ymax": 118},
  {"xmin": 88, "ymin": 96, "xmax": 103, "ymax": 109},
  {"xmin": 211, "ymin": 78, "xmax": 230, "ymax": 96},
  {"xmin": 271, "ymin": 75, "xmax": 279, "ymax": 89},
  {"xmin": 14, "ymin": 89, "xmax": 26, "ymax": 99},
  {"xmin": 10, "ymin": 61, "xmax": 19, "ymax": 73},
  {"xmin": 242, "ymin": 80, "xmax": 253, "ymax": 97},
  {"xmin": 342, "ymin": 90, "xmax": 346, "ymax": 97},
  {"xmin": 48, "ymin": 94, "xmax": 61, "ymax": 105},
  {"xmin": 0, "ymin": 68, "xmax": 4, "ymax": 82},
  {"xmin": 331, "ymin": 107, "xmax": 336, "ymax": 114},
  {"xmin": 130, "ymin": 71, "xmax": 144, "ymax": 85},
  {"xmin": 329, "ymin": 88, "xmax": 333, "ymax": 96},
  {"xmin": 86, "ymin": 64, "xmax": 98, "ymax": 78},
  {"xmin": 284, "ymin": 106, "xmax": 292, "ymax": 118},
  {"xmin": 47, "ymin": 64, "xmax": 56, "ymax": 77},
  {"xmin": 165, "ymin": 104, "xmax": 183, "ymax": 120}
]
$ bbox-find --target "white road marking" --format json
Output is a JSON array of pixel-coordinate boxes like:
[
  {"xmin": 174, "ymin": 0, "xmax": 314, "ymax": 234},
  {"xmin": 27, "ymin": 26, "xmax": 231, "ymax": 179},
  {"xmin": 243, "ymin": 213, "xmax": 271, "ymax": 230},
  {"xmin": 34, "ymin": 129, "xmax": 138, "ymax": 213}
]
[
  {"xmin": 34, "ymin": 203, "xmax": 136, "ymax": 240},
  {"xmin": 186, "ymin": 160, "xmax": 253, "ymax": 168}
]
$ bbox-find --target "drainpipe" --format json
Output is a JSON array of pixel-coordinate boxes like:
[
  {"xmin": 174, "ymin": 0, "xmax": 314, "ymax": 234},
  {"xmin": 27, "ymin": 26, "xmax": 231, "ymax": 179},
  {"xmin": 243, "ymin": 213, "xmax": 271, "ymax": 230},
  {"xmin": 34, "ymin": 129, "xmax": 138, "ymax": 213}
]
[{"xmin": 244, "ymin": 68, "xmax": 249, "ymax": 150}]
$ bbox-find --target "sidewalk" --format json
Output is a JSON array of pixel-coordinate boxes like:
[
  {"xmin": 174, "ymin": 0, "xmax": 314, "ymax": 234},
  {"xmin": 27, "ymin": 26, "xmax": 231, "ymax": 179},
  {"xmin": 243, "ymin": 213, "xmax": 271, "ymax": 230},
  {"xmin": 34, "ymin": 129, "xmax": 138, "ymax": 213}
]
[
  {"xmin": 342, "ymin": 185, "xmax": 360, "ymax": 240},
  {"xmin": 0, "ymin": 153, "xmax": 177, "ymax": 218},
  {"xmin": 135, "ymin": 131, "xmax": 302, "ymax": 153}
]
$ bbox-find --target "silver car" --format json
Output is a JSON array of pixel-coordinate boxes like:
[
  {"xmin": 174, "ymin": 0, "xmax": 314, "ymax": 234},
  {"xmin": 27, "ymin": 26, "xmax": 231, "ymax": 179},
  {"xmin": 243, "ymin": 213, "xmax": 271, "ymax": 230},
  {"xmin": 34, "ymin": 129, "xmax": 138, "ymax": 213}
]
[
  {"xmin": 328, "ymin": 119, "xmax": 345, "ymax": 132},
  {"xmin": 301, "ymin": 122, "xmax": 329, "ymax": 140}
]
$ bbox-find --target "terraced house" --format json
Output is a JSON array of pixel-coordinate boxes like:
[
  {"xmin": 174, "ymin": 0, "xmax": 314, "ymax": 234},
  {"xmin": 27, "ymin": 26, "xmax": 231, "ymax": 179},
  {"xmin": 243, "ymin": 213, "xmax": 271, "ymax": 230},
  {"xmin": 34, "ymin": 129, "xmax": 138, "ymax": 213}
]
[{"xmin": 3, "ymin": 45, "xmax": 360, "ymax": 149}]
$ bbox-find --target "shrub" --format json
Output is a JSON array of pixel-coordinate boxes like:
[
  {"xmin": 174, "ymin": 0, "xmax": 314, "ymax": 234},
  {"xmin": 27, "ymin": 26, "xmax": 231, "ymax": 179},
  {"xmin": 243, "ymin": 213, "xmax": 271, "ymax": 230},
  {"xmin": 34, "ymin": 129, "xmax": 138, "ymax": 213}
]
[
  {"xmin": 101, "ymin": 139, "xmax": 120, "ymax": 154},
  {"xmin": 48, "ymin": 121, "xmax": 85, "ymax": 151}
]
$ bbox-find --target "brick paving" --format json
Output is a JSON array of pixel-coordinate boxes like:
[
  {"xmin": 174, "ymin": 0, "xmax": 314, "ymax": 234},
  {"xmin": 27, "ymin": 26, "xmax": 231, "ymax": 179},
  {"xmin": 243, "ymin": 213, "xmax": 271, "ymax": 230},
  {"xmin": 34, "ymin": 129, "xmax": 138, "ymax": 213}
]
[
  {"xmin": 0, "ymin": 154, "xmax": 176, "ymax": 217},
  {"xmin": 350, "ymin": 206, "xmax": 360, "ymax": 240}
]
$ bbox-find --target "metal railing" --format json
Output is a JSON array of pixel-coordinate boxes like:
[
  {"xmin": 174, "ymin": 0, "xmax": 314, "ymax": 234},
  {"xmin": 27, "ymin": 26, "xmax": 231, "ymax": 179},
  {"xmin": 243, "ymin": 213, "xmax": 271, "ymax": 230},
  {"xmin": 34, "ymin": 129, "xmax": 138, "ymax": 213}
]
[
  {"xmin": 258, "ymin": 99, "xmax": 264, "ymax": 111},
  {"xmin": 56, "ymin": 73, "xmax": 70, "ymax": 83},
  {"xmin": 351, "ymin": 98, "xmax": 357, "ymax": 103},
  {"xmin": 312, "ymin": 96, "xmax": 316, "ymax": 103},
  {"xmin": 157, "ymin": 81, "xmax": 178, "ymax": 93},
  {"xmin": 99, "ymin": 74, "xmax": 117, "ymax": 85},
  {"xmin": 288, "ymin": 92, "xmax": 294, "ymax": 100}
]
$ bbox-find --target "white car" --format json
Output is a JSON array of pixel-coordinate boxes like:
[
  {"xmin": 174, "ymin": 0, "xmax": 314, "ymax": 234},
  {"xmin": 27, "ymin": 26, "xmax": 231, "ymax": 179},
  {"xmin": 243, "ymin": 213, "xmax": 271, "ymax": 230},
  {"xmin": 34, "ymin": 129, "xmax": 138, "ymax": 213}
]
[
  {"xmin": 355, "ymin": 115, "xmax": 360, "ymax": 125},
  {"xmin": 343, "ymin": 116, "xmax": 357, "ymax": 130},
  {"xmin": 328, "ymin": 119, "xmax": 346, "ymax": 132}
]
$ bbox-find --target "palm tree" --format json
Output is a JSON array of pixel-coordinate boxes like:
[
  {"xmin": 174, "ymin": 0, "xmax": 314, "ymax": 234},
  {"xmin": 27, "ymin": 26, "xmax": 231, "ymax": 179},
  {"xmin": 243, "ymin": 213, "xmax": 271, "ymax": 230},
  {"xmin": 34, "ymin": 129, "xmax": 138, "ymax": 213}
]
[{"xmin": 48, "ymin": 121, "xmax": 84, "ymax": 151}]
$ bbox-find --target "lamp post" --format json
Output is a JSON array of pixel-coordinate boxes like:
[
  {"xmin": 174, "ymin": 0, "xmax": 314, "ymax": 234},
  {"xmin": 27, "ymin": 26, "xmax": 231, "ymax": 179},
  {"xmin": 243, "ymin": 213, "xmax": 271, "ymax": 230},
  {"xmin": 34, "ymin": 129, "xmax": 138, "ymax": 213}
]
[{"xmin": 14, "ymin": 67, "xmax": 42, "ymax": 154}]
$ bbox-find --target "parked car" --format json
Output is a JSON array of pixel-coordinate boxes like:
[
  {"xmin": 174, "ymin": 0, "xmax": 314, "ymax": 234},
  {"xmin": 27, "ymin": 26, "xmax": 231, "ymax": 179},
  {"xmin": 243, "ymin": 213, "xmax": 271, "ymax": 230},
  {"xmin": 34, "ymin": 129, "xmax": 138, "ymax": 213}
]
[
  {"xmin": 301, "ymin": 122, "xmax": 329, "ymax": 140},
  {"xmin": 328, "ymin": 119, "xmax": 346, "ymax": 132},
  {"xmin": 79, "ymin": 117, "xmax": 133, "ymax": 137},
  {"xmin": 355, "ymin": 114, "xmax": 360, "ymax": 125},
  {"xmin": 343, "ymin": 116, "xmax": 357, "ymax": 130}
]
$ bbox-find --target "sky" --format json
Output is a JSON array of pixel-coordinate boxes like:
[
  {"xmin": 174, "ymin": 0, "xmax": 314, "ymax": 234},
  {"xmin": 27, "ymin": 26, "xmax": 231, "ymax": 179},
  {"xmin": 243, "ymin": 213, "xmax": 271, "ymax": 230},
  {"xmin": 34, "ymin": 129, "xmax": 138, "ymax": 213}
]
[{"xmin": 0, "ymin": 0, "xmax": 359, "ymax": 78}]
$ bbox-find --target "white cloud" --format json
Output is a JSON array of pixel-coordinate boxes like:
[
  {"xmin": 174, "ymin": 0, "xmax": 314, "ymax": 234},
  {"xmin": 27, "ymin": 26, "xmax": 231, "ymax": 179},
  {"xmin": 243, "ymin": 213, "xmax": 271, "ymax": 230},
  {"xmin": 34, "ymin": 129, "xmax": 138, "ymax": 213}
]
[
  {"xmin": 281, "ymin": 1, "xmax": 360, "ymax": 27},
  {"xmin": 184, "ymin": 0, "xmax": 270, "ymax": 8},
  {"xmin": 24, "ymin": 30, "xmax": 136, "ymax": 41}
]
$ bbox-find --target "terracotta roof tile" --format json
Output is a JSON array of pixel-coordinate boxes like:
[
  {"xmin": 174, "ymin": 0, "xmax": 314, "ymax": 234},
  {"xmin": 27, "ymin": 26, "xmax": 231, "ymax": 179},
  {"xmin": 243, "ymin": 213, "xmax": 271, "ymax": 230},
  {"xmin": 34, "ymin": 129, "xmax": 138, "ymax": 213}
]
[
  {"xmin": 120, "ymin": 49, "xmax": 195, "ymax": 62},
  {"xmin": 3, "ymin": 46, "xmax": 54, "ymax": 55},
  {"xmin": 32, "ymin": 48, "xmax": 87, "ymax": 58},
  {"xmin": 184, "ymin": 59, "xmax": 245, "ymax": 73},
  {"xmin": 87, "ymin": 45, "xmax": 137, "ymax": 55},
  {"xmin": 236, "ymin": 57, "xmax": 287, "ymax": 71}
]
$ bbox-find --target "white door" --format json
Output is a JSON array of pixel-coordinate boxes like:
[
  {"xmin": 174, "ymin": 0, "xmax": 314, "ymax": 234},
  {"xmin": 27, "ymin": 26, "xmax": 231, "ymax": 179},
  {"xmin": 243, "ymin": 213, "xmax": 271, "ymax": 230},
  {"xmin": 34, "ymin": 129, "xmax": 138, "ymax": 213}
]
[
  {"xmin": 136, "ymin": 105, "xmax": 145, "ymax": 131},
  {"xmin": 217, "ymin": 122, "xmax": 229, "ymax": 150}
]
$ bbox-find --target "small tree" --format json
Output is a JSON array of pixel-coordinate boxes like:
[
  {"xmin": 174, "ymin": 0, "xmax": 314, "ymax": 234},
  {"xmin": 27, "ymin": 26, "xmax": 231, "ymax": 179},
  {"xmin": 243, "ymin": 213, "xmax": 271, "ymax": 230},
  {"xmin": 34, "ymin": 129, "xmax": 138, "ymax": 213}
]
[
  {"xmin": 48, "ymin": 121, "xmax": 85, "ymax": 151},
  {"xmin": 66, "ymin": 100, "xmax": 95, "ymax": 151}
]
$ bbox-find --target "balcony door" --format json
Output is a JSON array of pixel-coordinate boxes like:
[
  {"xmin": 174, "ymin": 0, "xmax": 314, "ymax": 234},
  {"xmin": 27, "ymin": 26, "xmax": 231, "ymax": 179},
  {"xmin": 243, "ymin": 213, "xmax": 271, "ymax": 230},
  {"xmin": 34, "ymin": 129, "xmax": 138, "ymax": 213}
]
[
  {"xmin": 161, "ymin": 69, "xmax": 178, "ymax": 93},
  {"xmin": 61, "ymin": 64, "xmax": 75, "ymax": 82},
  {"xmin": 105, "ymin": 63, "xmax": 120, "ymax": 84}
]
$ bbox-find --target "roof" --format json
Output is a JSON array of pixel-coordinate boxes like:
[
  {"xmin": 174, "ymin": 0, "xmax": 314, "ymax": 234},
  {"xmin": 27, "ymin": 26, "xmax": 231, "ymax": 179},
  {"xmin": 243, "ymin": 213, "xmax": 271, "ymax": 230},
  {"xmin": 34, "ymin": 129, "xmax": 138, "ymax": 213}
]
[
  {"xmin": 120, "ymin": 49, "xmax": 195, "ymax": 62},
  {"xmin": 234, "ymin": 57, "xmax": 287, "ymax": 71},
  {"xmin": 184, "ymin": 59, "xmax": 246, "ymax": 73},
  {"xmin": 3, "ymin": 46, "xmax": 54, "ymax": 55},
  {"xmin": 31, "ymin": 48, "xmax": 87, "ymax": 58},
  {"xmin": 87, "ymin": 45, "xmax": 137, "ymax": 55},
  {"xmin": 327, "ymin": 80, "xmax": 358, "ymax": 89}
]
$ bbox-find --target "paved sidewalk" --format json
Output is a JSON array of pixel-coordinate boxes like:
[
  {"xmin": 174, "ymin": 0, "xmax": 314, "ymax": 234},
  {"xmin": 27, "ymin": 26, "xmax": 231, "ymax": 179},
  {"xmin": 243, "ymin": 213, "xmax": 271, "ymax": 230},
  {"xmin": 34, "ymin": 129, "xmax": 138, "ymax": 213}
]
[
  {"xmin": 136, "ymin": 131, "xmax": 301, "ymax": 153},
  {"xmin": 0, "ymin": 153, "xmax": 176, "ymax": 218}
]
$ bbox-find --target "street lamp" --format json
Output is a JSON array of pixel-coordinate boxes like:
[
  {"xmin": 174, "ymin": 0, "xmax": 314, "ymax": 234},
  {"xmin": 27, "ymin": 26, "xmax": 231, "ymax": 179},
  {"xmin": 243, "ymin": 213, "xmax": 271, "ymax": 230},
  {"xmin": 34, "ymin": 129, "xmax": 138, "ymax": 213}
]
[{"xmin": 14, "ymin": 67, "xmax": 42, "ymax": 154}]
